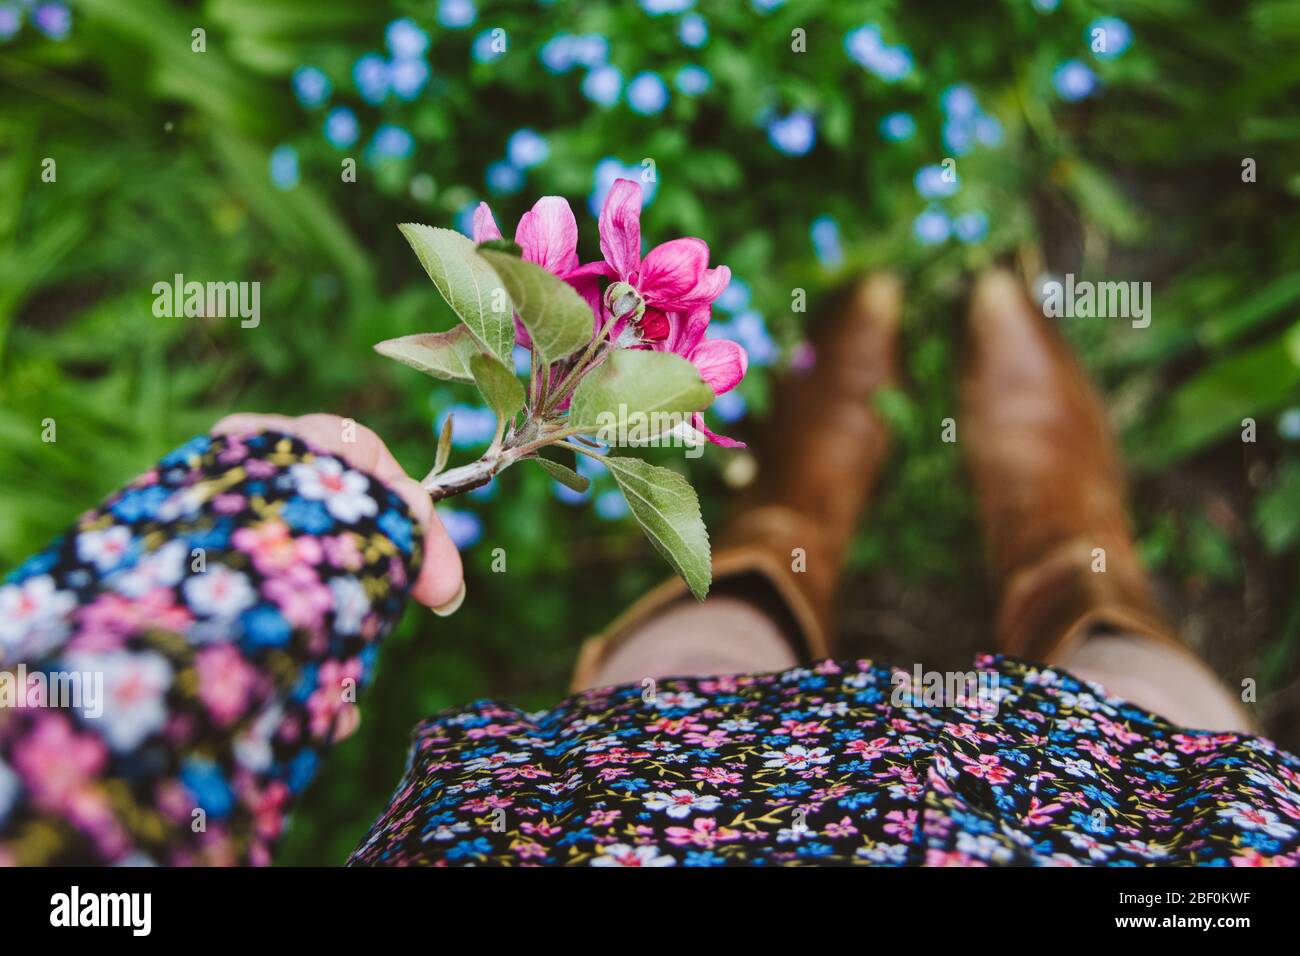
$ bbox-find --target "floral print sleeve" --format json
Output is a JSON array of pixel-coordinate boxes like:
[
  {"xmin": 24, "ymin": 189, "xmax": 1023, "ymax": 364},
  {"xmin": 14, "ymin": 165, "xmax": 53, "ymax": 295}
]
[{"xmin": 0, "ymin": 430, "xmax": 422, "ymax": 866}]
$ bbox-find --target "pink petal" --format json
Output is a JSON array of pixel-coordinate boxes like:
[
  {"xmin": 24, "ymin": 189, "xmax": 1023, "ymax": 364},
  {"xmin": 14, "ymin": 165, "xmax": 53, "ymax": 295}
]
[
  {"xmin": 471, "ymin": 202, "xmax": 502, "ymax": 242},
  {"xmin": 692, "ymin": 412, "xmax": 747, "ymax": 449},
  {"xmin": 639, "ymin": 238, "xmax": 709, "ymax": 305},
  {"xmin": 688, "ymin": 337, "xmax": 748, "ymax": 396},
  {"xmin": 679, "ymin": 264, "xmax": 732, "ymax": 307},
  {"xmin": 565, "ymin": 272, "xmax": 605, "ymax": 336},
  {"xmin": 658, "ymin": 306, "xmax": 710, "ymax": 356},
  {"xmin": 598, "ymin": 179, "xmax": 643, "ymax": 280},
  {"xmin": 515, "ymin": 196, "xmax": 580, "ymax": 276}
]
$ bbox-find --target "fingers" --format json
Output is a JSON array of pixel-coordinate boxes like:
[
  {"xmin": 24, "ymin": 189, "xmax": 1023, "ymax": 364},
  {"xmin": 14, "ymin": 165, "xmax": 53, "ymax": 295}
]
[{"xmin": 211, "ymin": 412, "xmax": 466, "ymax": 613}]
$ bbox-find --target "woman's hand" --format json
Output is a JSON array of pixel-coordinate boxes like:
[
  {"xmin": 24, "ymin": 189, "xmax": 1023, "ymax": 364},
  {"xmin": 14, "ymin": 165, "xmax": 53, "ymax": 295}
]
[{"xmin": 212, "ymin": 413, "xmax": 465, "ymax": 615}]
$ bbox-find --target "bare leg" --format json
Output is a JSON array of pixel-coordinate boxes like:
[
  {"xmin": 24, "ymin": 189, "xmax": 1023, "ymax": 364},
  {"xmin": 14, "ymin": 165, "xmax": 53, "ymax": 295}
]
[
  {"xmin": 1054, "ymin": 632, "xmax": 1255, "ymax": 734},
  {"xmin": 580, "ymin": 596, "xmax": 797, "ymax": 691}
]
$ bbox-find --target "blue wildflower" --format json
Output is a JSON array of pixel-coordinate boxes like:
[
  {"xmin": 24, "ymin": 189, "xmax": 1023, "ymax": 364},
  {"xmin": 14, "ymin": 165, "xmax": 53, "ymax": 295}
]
[
  {"xmin": 1278, "ymin": 408, "xmax": 1300, "ymax": 440},
  {"xmin": 595, "ymin": 490, "xmax": 629, "ymax": 520},
  {"xmin": 438, "ymin": 0, "xmax": 476, "ymax": 29},
  {"xmin": 32, "ymin": 2, "xmax": 70, "ymax": 41},
  {"xmin": 269, "ymin": 144, "xmax": 299, "ymax": 190},
  {"xmin": 679, "ymin": 13, "xmax": 708, "ymax": 47},
  {"xmin": 486, "ymin": 159, "xmax": 524, "ymax": 195},
  {"xmin": 640, "ymin": 0, "xmax": 693, "ymax": 13},
  {"xmin": 508, "ymin": 128, "xmax": 549, "ymax": 169},
  {"xmin": 712, "ymin": 391, "xmax": 747, "ymax": 424},
  {"xmin": 675, "ymin": 65, "xmax": 711, "ymax": 96},
  {"xmin": 292, "ymin": 66, "xmax": 331, "ymax": 108},
  {"xmin": 845, "ymin": 24, "xmax": 912, "ymax": 82},
  {"xmin": 767, "ymin": 110, "xmax": 816, "ymax": 156},
  {"xmin": 913, "ymin": 206, "xmax": 952, "ymax": 244},
  {"xmin": 974, "ymin": 115, "xmax": 1003, "ymax": 147},
  {"xmin": 590, "ymin": 157, "xmax": 657, "ymax": 215},
  {"xmin": 438, "ymin": 405, "xmax": 498, "ymax": 446},
  {"xmin": 0, "ymin": 5, "xmax": 21, "ymax": 42},
  {"xmin": 914, "ymin": 163, "xmax": 959, "ymax": 199},
  {"xmin": 386, "ymin": 17, "xmax": 430, "ymax": 59},
  {"xmin": 1087, "ymin": 16, "xmax": 1132, "ymax": 60},
  {"xmin": 369, "ymin": 124, "xmax": 415, "ymax": 160},
  {"xmin": 582, "ymin": 64, "xmax": 623, "ymax": 106},
  {"xmin": 473, "ymin": 27, "xmax": 506, "ymax": 63},
  {"xmin": 627, "ymin": 71, "xmax": 669, "ymax": 115},
  {"xmin": 953, "ymin": 210, "xmax": 989, "ymax": 244},
  {"xmin": 323, "ymin": 107, "xmax": 359, "ymax": 149},
  {"xmin": 390, "ymin": 58, "xmax": 430, "ymax": 100},
  {"xmin": 879, "ymin": 111, "xmax": 915, "ymax": 142},
  {"xmin": 353, "ymin": 53, "xmax": 390, "ymax": 105},
  {"xmin": 440, "ymin": 509, "xmax": 483, "ymax": 549},
  {"xmin": 1053, "ymin": 59, "xmax": 1099, "ymax": 101},
  {"xmin": 810, "ymin": 215, "xmax": 842, "ymax": 267},
  {"xmin": 753, "ymin": 0, "xmax": 785, "ymax": 12}
]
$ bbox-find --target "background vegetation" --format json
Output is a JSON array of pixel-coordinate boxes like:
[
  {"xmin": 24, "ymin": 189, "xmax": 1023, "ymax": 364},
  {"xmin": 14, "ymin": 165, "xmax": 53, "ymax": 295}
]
[{"xmin": 1, "ymin": 0, "xmax": 1298, "ymax": 863}]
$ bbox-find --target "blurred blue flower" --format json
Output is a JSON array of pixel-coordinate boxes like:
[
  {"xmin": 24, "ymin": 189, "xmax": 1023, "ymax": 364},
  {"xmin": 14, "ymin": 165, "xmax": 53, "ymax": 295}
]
[
  {"xmin": 353, "ymin": 54, "xmax": 391, "ymax": 105},
  {"xmin": 975, "ymin": 115, "xmax": 1003, "ymax": 147},
  {"xmin": 32, "ymin": 2, "xmax": 69, "ymax": 40},
  {"xmin": 1278, "ymin": 408, "xmax": 1300, "ymax": 440},
  {"xmin": 767, "ymin": 111, "xmax": 816, "ymax": 156},
  {"xmin": 712, "ymin": 390, "xmax": 747, "ymax": 424},
  {"xmin": 269, "ymin": 144, "xmax": 299, "ymax": 190},
  {"xmin": 941, "ymin": 84, "xmax": 979, "ymax": 120},
  {"xmin": 943, "ymin": 119, "xmax": 975, "ymax": 156},
  {"xmin": 386, "ymin": 17, "xmax": 430, "ymax": 59},
  {"xmin": 390, "ymin": 58, "xmax": 430, "ymax": 100},
  {"xmin": 675, "ymin": 65, "xmax": 711, "ymax": 96},
  {"xmin": 541, "ymin": 32, "xmax": 607, "ymax": 73},
  {"xmin": 719, "ymin": 311, "xmax": 778, "ymax": 366},
  {"xmin": 716, "ymin": 277, "xmax": 751, "ymax": 313},
  {"xmin": 572, "ymin": 34, "xmax": 609, "ymax": 68},
  {"xmin": 512, "ymin": 345, "xmax": 532, "ymax": 376},
  {"xmin": 486, "ymin": 160, "xmax": 524, "ymax": 195},
  {"xmin": 552, "ymin": 480, "xmax": 589, "ymax": 505},
  {"xmin": 628, "ymin": 71, "xmax": 669, "ymax": 115},
  {"xmin": 953, "ymin": 210, "xmax": 989, "ymax": 243},
  {"xmin": 456, "ymin": 201, "xmax": 479, "ymax": 237},
  {"xmin": 323, "ymin": 107, "xmax": 360, "ymax": 149},
  {"xmin": 440, "ymin": 509, "xmax": 483, "ymax": 549},
  {"xmin": 438, "ymin": 0, "xmax": 476, "ymax": 29},
  {"xmin": 369, "ymin": 124, "xmax": 414, "ymax": 160},
  {"xmin": 591, "ymin": 158, "xmax": 657, "ymax": 215},
  {"xmin": 595, "ymin": 490, "xmax": 630, "ymax": 520},
  {"xmin": 473, "ymin": 28, "xmax": 506, "ymax": 63},
  {"xmin": 679, "ymin": 13, "xmax": 708, "ymax": 48},
  {"xmin": 753, "ymin": 0, "xmax": 786, "ymax": 12},
  {"xmin": 468, "ymin": 478, "xmax": 498, "ymax": 502},
  {"xmin": 914, "ymin": 163, "xmax": 959, "ymax": 199},
  {"xmin": 879, "ymin": 112, "xmax": 916, "ymax": 142},
  {"xmin": 845, "ymin": 24, "xmax": 912, "ymax": 82},
  {"xmin": 582, "ymin": 64, "xmax": 623, "ymax": 106},
  {"xmin": 508, "ymin": 128, "xmax": 549, "ymax": 169},
  {"xmin": 438, "ymin": 405, "xmax": 498, "ymax": 447},
  {"xmin": 640, "ymin": 0, "xmax": 693, "ymax": 14},
  {"xmin": 0, "ymin": 5, "xmax": 22, "ymax": 42},
  {"xmin": 809, "ymin": 215, "xmax": 843, "ymax": 269},
  {"xmin": 292, "ymin": 66, "xmax": 331, "ymax": 109},
  {"xmin": 1033, "ymin": 0, "xmax": 1059, "ymax": 11},
  {"xmin": 1087, "ymin": 16, "xmax": 1132, "ymax": 60},
  {"xmin": 1053, "ymin": 59, "xmax": 1099, "ymax": 101},
  {"xmin": 913, "ymin": 207, "xmax": 951, "ymax": 244}
]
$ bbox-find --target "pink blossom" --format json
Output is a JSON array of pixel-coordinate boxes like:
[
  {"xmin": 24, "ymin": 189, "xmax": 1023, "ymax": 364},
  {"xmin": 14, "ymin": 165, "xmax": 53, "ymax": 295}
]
[
  {"xmin": 472, "ymin": 196, "xmax": 601, "ymax": 345},
  {"xmin": 10, "ymin": 712, "xmax": 107, "ymax": 813},
  {"xmin": 196, "ymin": 643, "xmax": 260, "ymax": 727},
  {"xmin": 576, "ymin": 179, "xmax": 747, "ymax": 446}
]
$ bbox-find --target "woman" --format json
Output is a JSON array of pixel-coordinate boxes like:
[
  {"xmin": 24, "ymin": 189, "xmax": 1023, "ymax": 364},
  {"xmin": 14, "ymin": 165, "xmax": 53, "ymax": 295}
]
[{"xmin": 1, "ymin": 271, "xmax": 1296, "ymax": 866}]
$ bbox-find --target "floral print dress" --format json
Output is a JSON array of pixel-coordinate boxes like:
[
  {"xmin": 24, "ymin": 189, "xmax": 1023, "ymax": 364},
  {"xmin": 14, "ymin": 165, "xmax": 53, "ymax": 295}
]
[{"xmin": 2, "ymin": 431, "xmax": 1299, "ymax": 866}]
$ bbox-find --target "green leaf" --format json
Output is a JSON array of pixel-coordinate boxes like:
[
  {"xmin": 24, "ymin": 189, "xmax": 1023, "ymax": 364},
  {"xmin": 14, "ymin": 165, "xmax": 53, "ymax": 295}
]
[
  {"xmin": 398, "ymin": 223, "xmax": 514, "ymax": 362},
  {"xmin": 477, "ymin": 239, "xmax": 523, "ymax": 257},
  {"xmin": 432, "ymin": 415, "xmax": 454, "ymax": 478},
  {"xmin": 470, "ymin": 352, "xmax": 525, "ymax": 424},
  {"xmin": 569, "ymin": 350, "xmax": 714, "ymax": 439},
  {"xmin": 602, "ymin": 456, "xmax": 711, "ymax": 600},
  {"xmin": 530, "ymin": 456, "xmax": 589, "ymax": 494},
  {"xmin": 373, "ymin": 327, "xmax": 478, "ymax": 383},
  {"xmin": 478, "ymin": 249, "xmax": 594, "ymax": 365}
]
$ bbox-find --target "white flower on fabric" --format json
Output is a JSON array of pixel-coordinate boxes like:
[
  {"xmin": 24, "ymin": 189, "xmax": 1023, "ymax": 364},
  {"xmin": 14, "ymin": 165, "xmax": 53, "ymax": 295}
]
[
  {"xmin": 0, "ymin": 756, "xmax": 18, "ymax": 827},
  {"xmin": 66, "ymin": 650, "xmax": 173, "ymax": 752},
  {"xmin": 759, "ymin": 744, "xmax": 833, "ymax": 771},
  {"xmin": 111, "ymin": 540, "xmax": 188, "ymax": 598},
  {"xmin": 590, "ymin": 843, "xmax": 676, "ymax": 867},
  {"xmin": 328, "ymin": 576, "xmax": 371, "ymax": 635},
  {"xmin": 651, "ymin": 690, "xmax": 705, "ymax": 711},
  {"xmin": 76, "ymin": 525, "xmax": 133, "ymax": 573},
  {"xmin": 642, "ymin": 789, "xmax": 721, "ymax": 819},
  {"xmin": 290, "ymin": 458, "xmax": 377, "ymax": 523},
  {"xmin": 0, "ymin": 575, "xmax": 78, "ymax": 664},
  {"xmin": 1217, "ymin": 801, "xmax": 1297, "ymax": 838},
  {"xmin": 182, "ymin": 566, "xmax": 256, "ymax": 618},
  {"xmin": 234, "ymin": 704, "xmax": 283, "ymax": 772}
]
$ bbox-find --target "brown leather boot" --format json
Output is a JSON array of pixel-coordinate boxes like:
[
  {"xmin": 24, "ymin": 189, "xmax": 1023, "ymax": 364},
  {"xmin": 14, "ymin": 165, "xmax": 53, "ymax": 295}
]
[
  {"xmin": 961, "ymin": 270, "xmax": 1177, "ymax": 663},
  {"xmin": 571, "ymin": 274, "xmax": 902, "ymax": 690}
]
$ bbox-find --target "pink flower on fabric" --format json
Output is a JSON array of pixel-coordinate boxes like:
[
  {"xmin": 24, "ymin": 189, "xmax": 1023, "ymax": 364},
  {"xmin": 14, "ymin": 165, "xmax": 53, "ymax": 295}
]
[
  {"xmin": 10, "ymin": 712, "xmax": 107, "ymax": 813},
  {"xmin": 575, "ymin": 179, "xmax": 748, "ymax": 446},
  {"xmin": 471, "ymin": 196, "xmax": 601, "ymax": 344}
]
